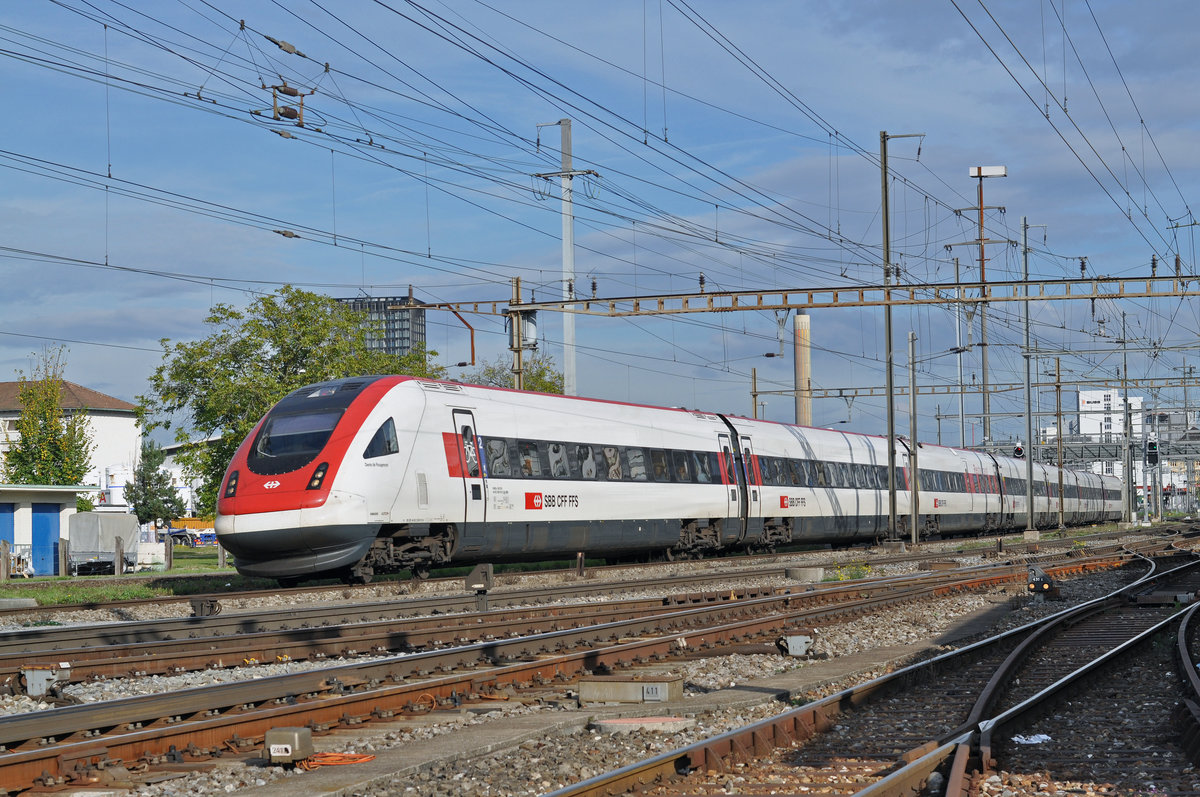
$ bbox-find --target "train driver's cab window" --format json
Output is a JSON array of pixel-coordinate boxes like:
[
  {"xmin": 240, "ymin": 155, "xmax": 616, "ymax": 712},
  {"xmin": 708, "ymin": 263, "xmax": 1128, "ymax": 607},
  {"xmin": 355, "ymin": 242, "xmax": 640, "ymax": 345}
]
[
  {"xmin": 248, "ymin": 409, "xmax": 342, "ymax": 475},
  {"xmin": 650, "ymin": 450, "xmax": 670, "ymax": 482},
  {"xmin": 459, "ymin": 425, "xmax": 480, "ymax": 477},
  {"xmin": 518, "ymin": 441, "xmax": 543, "ymax": 477},
  {"xmin": 363, "ymin": 417, "xmax": 399, "ymax": 459}
]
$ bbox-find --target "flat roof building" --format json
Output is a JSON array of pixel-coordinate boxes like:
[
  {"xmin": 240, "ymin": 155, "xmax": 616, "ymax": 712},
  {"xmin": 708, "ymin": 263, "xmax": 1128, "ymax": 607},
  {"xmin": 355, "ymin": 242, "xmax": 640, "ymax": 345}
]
[{"xmin": 336, "ymin": 293, "xmax": 426, "ymax": 357}]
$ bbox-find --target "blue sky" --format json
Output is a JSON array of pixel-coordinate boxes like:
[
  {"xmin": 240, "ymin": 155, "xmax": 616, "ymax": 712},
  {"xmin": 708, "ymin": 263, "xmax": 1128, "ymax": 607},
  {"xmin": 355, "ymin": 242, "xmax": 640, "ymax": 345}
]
[{"xmin": 2, "ymin": 1, "xmax": 1197, "ymax": 447}]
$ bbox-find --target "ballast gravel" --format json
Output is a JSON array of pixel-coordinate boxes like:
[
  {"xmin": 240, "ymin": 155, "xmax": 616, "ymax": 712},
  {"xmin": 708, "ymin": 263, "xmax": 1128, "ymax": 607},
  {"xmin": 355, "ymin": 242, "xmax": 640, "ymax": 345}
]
[
  {"xmin": 127, "ymin": 565, "xmax": 1134, "ymax": 796},
  {"xmin": 0, "ymin": 535, "xmax": 1151, "ymax": 795}
]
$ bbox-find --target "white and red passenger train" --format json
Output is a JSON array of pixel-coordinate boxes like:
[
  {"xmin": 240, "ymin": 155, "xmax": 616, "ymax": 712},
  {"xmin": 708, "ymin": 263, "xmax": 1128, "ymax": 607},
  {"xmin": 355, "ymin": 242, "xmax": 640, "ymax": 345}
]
[{"xmin": 215, "ymin": 375, "xmax": 1123, "ymax": 583}]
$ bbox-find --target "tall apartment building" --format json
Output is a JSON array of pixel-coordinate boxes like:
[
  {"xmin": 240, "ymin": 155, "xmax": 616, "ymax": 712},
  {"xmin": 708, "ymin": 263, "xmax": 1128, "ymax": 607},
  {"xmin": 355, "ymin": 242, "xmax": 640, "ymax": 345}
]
[
  {"xmin": 337, "ymin": 293, "xmax": 426, "ymax": 356},
  {"xmin": 1077, "ymin": 389, "xmax": 1143, "ymax": 443}
]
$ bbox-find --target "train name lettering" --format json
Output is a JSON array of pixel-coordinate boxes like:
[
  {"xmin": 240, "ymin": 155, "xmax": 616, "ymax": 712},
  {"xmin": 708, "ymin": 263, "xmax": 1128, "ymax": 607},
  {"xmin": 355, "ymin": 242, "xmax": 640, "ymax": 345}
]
[
  {"xmin": 525, "ymin": 492, "xmax": 579, "ymax": 509},
  {"xmin": 779, "ymin": 496, "xmax": 806, "ymax": 508}
]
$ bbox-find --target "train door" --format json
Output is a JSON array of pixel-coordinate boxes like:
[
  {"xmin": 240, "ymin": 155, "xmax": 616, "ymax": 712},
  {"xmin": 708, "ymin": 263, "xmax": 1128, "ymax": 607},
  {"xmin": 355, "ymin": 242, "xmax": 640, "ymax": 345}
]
[
  {"xmin": 739, "ymin": 436, "xmax": 761, "ymax": 542},
  {"xmin": 451, "ymin": 410, "xmax": 486, "ymax": 528},
  {"xmin": 717, "ymin": 433, "xmax": 742, "ymax": 541}
]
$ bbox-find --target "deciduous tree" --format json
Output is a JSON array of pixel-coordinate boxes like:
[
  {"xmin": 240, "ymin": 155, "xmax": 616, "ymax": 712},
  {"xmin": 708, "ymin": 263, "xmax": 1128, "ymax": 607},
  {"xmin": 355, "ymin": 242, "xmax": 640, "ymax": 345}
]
[
  {"xmin": 462, "ymin": 352, "xmax": 563, "ymax": 394},
  {"xmin": 139, "ymin": 286, "xmax": 446, "ymax": 514},
  {"xmin": 2, "ymin": 347, "xmax": 94, "ymax": 493}
]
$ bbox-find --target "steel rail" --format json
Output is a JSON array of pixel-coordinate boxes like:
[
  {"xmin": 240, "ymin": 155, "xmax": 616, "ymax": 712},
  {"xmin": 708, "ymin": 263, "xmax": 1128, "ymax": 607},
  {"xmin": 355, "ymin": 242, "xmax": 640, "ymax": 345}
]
[
  {"xmin": 0, "ymin": 526, "xmax": 1160, "ymax": 620},
  {"xmin": 0, "ymin": 563, "xmax": 1056, "ymax": 790},
  {"xmin": 545, "ymin": 551, "xmax": 1193, "ymax": 797},
  {"xmin": 0, "ymin": 536, "xmax": 1150, "ymax": 659},
  {"xmin": 2, "ymin": 552, "xmax": 1132, "ymax": 689}
]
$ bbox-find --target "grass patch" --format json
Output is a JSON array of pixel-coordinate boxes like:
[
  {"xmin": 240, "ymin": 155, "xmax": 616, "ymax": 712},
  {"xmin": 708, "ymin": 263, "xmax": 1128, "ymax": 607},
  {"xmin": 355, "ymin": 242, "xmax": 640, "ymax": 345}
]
[
  {"xmin": 0, "ymin": 581, "xmax": 160, "ymax": 605},
  {"xmin": 169, "ymin": 546, "xmax": 237, "ymax": 573}
]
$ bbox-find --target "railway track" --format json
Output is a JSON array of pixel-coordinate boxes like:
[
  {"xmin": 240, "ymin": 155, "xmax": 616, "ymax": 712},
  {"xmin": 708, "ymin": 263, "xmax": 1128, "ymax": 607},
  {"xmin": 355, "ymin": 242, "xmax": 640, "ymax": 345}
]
[
  {"xmin": 0, "ymin": 525, "xmax": 1161, "ymax": 621},
  {"xmin": 550, "ymin": 546, "xmax": 1200, "ymax": 796},
  {"xmin": 0, "ymin": 540, "xmax": 1150, "ymax": 693},
  {"xmin": 0, "ymin": 546, "xmax": 1139, "ymax": 793}
]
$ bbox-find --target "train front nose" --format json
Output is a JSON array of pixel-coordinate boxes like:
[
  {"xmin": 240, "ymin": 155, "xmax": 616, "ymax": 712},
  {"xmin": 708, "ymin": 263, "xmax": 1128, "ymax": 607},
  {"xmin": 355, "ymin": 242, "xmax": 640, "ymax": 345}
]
[{"xmin": 216, "ymin": 490, "xmax": 374, "ymax": 578}]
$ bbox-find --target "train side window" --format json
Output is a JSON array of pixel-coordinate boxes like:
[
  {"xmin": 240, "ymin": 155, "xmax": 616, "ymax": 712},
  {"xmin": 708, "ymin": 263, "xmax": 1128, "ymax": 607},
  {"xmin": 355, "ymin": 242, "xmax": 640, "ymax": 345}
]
[
  {"xmin": 627, "ymin": 448, "xmax": 648, "ymax": 481},
  {"xmin": 363, "ymin": 418, "xmax": 399, "ymax": 459},
  {"xmin": 575, "ymin": 445, "xmax": 599, "ymax": 479},
  {"xmin": 460, "ymin": 425, "xmax": 480, "ymax": 477},
  {"xmin": 854, "ymin": 464, "xmax": 868, "ymax": 488},
  {"xmin": 483, "ymin": 438, "xmax": 514, "ymax": 477},
  {"xmin": 518, "ymin": 440, "xmax": 543, "ymax": 477},
  {"xmin": 671, "ymin": 451, "xmax": 691, "ymax": 482},
  {"xmin": 547, "ymin": 443, "xmax": 571, "ymax": 478},
  {"xmin": 650, "ymin": 450, "xmax": 671, "ymax": 482},
  {"xmin": 602, "ymin": 446, "xmax": 623, "ymax": 480},
  {"xmin": 693, "ymin": 452, "xmax": 714, "ymax": 483},
  {"xmin": 761, "ymin": 457, "xmax": 779, "ymax": 486},
  {"xmin": 838, "ymin": 463, "xmax": 852, "ymax": 488}
]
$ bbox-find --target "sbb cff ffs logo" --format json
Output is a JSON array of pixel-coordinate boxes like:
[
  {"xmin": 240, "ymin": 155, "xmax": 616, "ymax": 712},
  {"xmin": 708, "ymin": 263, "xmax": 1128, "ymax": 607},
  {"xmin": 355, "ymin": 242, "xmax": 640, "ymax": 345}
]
[{"xmin": 525, "ymin": 492, "xmax": 543, "ymax": 510}]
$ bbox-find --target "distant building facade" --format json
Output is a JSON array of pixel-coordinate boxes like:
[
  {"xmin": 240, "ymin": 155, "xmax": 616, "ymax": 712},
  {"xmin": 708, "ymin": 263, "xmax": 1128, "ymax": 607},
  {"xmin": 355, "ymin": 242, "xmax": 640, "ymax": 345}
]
[
  {"xmin": 0, "ymin": 381, "xmax": 141, "ymax": 510},
  {"xmin": 337, "ymin": 293, "xmax": 426, "ymax": 356},
  {"xmin": 1077, "ymin": 389, "xmax": 1143, "ymax": 442}
]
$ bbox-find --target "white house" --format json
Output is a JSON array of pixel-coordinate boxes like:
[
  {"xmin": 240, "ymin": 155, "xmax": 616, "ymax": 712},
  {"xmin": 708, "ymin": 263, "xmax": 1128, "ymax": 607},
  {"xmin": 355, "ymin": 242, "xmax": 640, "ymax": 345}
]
[{"xmin": 0, "ymin": 381, "xmax": 142, "ymax": 510}]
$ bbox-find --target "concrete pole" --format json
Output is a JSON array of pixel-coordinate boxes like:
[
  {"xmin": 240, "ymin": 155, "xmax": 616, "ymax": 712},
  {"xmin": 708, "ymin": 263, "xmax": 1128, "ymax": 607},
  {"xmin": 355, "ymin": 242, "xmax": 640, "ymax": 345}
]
[
  {"xmin": 881, "ymin": 131, "xmax": 897, "ymax": 540},
  {"xmin": 954, "ymin": 257, "xmax": 966, "ymax": 448},
  {"xmin": 751, "ymin": 367, "xmax": 758, "ymax": 419},
  {"xmin": 1122, "ymin": 312, "xmax": 1133, "ymax": 522},
  {"xmin": 558, "ymin": 119, "xmax": 577, "ymax": 397},
  {"xmin": 978, "ymin": 176, "xmax": 990, "ymax": 447},
  {"xmin": 1056, "ymin": 358, "xmax": 1064, "ymax": 529},
  {"xmin": 510, "ymin": 277, "xmax": 524, "ymax": 390},
  {"xmin": 1022, "ymin": 218, "xmax": 1035, "ymax": 530},
  {"xmin": 909, "ymin": 331, "xmax": 919, "ymax": 546},
  {"xmin": 794, "ymin": 311, "xmax": 811, "ymax": 426}
]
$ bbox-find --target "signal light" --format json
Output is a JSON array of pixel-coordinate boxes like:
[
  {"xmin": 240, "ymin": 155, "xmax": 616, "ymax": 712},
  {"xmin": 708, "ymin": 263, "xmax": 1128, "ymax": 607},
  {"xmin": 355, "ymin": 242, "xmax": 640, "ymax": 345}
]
[
  {"xmin": 307, "ymin": 462, "xmax": 329, "ymax": 490},
  {"xmin": 1013, "ymin": 445, "xmax": 1024, "ymax": 458},
  {"xmin": 1147, "ymin": 440, "xmax": 1159, "ymax": 466},
  {"xmin": 223, "ymin": 470, "xmax": 239, "ymax": 498}
]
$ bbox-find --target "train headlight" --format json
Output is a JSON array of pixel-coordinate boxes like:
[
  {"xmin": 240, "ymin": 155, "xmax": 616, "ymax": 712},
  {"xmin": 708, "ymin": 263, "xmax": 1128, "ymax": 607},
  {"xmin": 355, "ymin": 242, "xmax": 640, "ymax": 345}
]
[
  {"xmin": 307, "ymin": 462, "xmax": 329, "ymax": 491},
  {"xmin": 223, "ymin": 470, "xmax": 239, "ymax": 498}
]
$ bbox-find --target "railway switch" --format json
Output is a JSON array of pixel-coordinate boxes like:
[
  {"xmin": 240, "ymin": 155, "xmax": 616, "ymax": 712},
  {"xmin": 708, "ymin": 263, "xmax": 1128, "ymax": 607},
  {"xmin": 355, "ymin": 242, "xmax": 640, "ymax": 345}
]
[{"xmin": 265, "ymin": 726, "xmax": 314, "ymax": 765}]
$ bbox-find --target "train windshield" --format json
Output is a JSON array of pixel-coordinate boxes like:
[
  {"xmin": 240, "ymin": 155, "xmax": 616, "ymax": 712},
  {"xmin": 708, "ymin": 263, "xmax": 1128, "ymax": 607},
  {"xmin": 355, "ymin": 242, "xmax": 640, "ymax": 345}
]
[{"xmin": 247, "ymin": 409, "xmax": 343, "ymax": 475}]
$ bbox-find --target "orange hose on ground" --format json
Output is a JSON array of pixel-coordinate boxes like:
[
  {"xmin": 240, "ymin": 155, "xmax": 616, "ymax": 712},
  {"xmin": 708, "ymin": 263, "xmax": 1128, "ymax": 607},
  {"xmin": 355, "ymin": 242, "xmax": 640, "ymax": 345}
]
[{"xmin": 297, "ymin": 752, "xmax": 376, "ymax": 771}]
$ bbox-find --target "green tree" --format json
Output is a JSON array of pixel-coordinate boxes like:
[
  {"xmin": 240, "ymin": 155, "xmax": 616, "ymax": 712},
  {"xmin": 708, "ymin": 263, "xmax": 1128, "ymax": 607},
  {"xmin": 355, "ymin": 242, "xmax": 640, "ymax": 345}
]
[
  {"xmin": 2, "ymin": 347, "xmax": 94, "ymax": 490},
  {"xmin": 139, "ymin": 286, "xmax": 446, "ymax": 515},
  {"xmin": 462, "ymin": 352, "xmax": 563, "ymax": 394},
  {"xmin": 124, "ymin": 439, "xmax": 186, "ymax": 525}
]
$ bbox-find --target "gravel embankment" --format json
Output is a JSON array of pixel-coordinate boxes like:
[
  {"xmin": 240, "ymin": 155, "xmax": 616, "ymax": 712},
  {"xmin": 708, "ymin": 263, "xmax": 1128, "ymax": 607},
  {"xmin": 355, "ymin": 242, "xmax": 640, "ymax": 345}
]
[{"xmin": 129, "ymin": 566, "xmax": 1137, "ymax": 796}]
